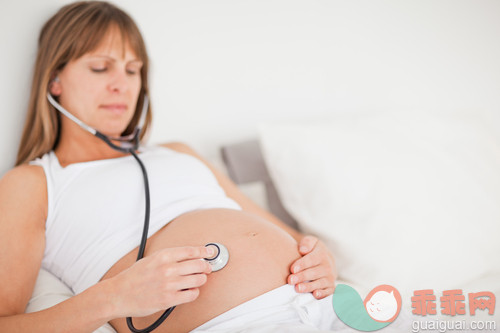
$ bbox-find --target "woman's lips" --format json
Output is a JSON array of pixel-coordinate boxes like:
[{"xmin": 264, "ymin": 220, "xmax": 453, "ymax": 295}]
[{"xmin": 100, "ymin": 104, "xmax": 128, "ymax": 114}]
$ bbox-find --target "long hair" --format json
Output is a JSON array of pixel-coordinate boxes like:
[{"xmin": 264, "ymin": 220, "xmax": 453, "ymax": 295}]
[{"xmin": 16, "ymin": 1, "xmax": 152, "ymax": 166}]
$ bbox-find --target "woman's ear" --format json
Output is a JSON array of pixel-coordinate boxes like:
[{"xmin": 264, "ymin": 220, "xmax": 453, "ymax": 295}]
[{"xmin": 49, "ymin": 76, "xmax": 62, "ymax": 96}]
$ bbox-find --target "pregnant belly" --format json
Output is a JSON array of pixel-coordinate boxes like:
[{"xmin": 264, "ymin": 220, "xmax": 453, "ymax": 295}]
[{"xmin": 101, "ymin": 208, "xmax": 301, "ymax": 333}]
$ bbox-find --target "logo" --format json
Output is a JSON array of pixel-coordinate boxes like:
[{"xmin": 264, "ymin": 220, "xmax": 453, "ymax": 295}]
[{"xmin": 332, "ymin": 284, "xmax": 402, "ymax": 331}]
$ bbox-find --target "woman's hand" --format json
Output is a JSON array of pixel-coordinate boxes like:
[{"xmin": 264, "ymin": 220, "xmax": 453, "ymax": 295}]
[
  {"xmin": 108, "ymin": 246, "xmax": 213, "ymax": 318},
  {"xmin": 288, "ymin": 236, "xmax": 336, "ymax": 299}
]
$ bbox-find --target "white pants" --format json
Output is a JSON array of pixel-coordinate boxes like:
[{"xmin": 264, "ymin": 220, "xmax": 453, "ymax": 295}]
[{"xmin": 191, "ymin": 284, "xmax": 344, "ymax": 332}]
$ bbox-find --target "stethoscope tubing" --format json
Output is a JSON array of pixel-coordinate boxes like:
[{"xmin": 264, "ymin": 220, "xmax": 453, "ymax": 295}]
[
  {"xmin": 126, "ymin": 151, "xmax": 176, "ymax": 333},
  {"xmin": 47, "ymin": 93, "xmax": 174, "ymax": 332}
]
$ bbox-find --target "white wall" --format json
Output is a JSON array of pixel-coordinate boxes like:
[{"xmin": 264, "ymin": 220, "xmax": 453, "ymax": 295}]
[{"xmin": 1, "ymin": 0, "xmax": 499, "ymax": 176}]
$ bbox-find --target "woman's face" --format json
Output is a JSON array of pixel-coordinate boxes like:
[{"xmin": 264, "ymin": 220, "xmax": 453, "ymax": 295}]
[{"xmin": 51, "ymin": 27, "xmax": 143, "ymax": 137}]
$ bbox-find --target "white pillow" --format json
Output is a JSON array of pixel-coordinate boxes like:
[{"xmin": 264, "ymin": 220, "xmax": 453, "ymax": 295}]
[
  {"xmin": 26, "ymin": 268, "xmax": 116, "ymax": 333},
  {"xmin": 259, "ymin": 112, "xmax": 500, "ymax": 299}
]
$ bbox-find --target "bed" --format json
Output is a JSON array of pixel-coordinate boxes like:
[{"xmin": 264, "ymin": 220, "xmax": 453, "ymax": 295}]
[
  {"xmin": 223, "ymin": 112, "xmax": 500, "ymax": 328},
  {"xmin": 26, "ymin": 111, "xmax": 500, "ymax": 331}
]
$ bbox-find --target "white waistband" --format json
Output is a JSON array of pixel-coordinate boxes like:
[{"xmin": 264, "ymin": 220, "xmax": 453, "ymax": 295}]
[{"xmin": 192, "ymin": 284, "xmax": 339, "ymax": 332}]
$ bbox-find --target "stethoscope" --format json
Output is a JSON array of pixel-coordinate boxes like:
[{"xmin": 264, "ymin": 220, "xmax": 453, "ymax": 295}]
[{"xmin": 47, "ymin": 93, "xmax": 229, "ymax": 332}]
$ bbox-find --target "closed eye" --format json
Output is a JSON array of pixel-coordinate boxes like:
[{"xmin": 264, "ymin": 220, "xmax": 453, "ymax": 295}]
[
  {"xmin": 126, "ymin": 64, "xmax": 142, "ymax": 75},
  {"xmin": 91, "ymin": 67, "xmax": 107, "ymax": 73},
  {"xmin": 126, "ymin": 69, "xmax": 140, "ymax": 75}
]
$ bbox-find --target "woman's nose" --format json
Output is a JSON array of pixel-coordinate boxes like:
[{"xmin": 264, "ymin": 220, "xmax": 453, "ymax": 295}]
[{"xmin": 108, "ymin": 70, "xmax": 129, "ymax": 93}]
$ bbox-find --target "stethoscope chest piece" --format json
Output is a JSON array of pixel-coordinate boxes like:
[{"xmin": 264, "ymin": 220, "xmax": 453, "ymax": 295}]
[{"xmin": 204, "ymin": 243, "xmax": 229, "ymax": 272}]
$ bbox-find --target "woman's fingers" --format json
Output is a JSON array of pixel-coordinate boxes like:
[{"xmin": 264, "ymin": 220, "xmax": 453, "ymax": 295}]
[
  {"xmin": 290, "ymin": 247, "xmax": 322, "ymax": 274},
  {"xmin": 175, "ymin": 258, "xmax": 212, "ymax": 276},
  {"xmin": 290, "ymin": 271, "xmax": 335, "ymax": 299},
  {"xmin": 173, "ymin": 273, "xmax": 208, "ymax": 291},
  {"xmin": 288, "ymin": 264, "xmax": 325, "ymax": 285},
  {"xmin": 297, "ymin": 235, "xmax": 318, "ymax": 255},
  {"xmin": 157, "ymin": 246, "xmax": 214, "ymax": 263},
  {"xmin": 288, "ymin": 236, "xmax": 337, "ymax": 299},
  {"xmin": 312, "ymin": 287, "xmax": 335, "ymax": 300},
  {"xmin": 156, "ymin": 247, "xmax": 212, "ymax": 278},
  {"xmin": 111, "ymin": 246, "xmax": 214, "ymax": 317},
  {"xmin": 175, "ymin": 288, "xmax": 201, "ymax": 304},
  {"xmin": 294, "ymin": 277, "xmax": 330, "ymax": 294}
]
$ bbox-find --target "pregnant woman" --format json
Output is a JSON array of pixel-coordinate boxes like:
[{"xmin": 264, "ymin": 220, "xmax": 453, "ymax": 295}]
[{"xmin": 0, "ymin": 2, "xmax": 337, "ymax": 332}]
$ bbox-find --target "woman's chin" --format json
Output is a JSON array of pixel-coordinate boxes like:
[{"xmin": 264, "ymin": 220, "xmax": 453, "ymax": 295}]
[{"xmin": 97, "ymin": 124, "xmax": 132, "ymax": 138}]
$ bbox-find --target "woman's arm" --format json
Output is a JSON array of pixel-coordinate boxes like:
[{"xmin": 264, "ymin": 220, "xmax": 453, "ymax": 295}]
[
  {"xmin": 163, "ymin": 142, "xmax": 337, "ymax": 299},
  {"xmin": 0, "ymin": 165, "xmax": 213, "ymax": 332},
  {"xmin": 0, "ymin": 165, "xmax": 48, "ymax": 316},
  {"xmin": 0, "ymin": 165, "xmax": 116, "ymax": 332}
]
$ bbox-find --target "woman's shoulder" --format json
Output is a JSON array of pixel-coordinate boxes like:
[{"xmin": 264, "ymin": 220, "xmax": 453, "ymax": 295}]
[
  {"xmin": 159, "ymin": 142, "xmax": 200, "ymax": 158},
  {"xmin": 0, "ymin": 164, "xmax": 47, "ymax": 213},
  {"xmin": 1, "ymin": 163, "xmax": 46, "ymax": 187}
]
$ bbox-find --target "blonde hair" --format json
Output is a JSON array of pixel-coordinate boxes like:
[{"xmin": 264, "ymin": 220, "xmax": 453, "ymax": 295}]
[{"xmin": 16, "ymin": 1, "xmax": 151, "ymax": 166}]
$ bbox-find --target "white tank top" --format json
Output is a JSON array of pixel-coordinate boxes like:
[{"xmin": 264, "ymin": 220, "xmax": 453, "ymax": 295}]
[{"xmin": 30, "ymin": 146, "xmax": 241, "ymax": 294}]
